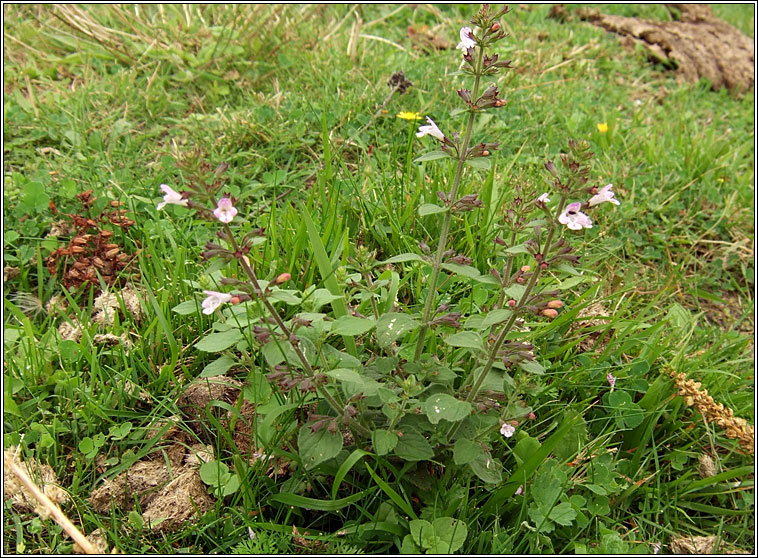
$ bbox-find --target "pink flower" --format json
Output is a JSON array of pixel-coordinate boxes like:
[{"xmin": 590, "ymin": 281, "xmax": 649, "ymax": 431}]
[
  {"xmin": 514, "ymin": 485, "xmax": 523, "ymax": 496},
  {"xmin": 214, "ymin": 197, "xmax": 238, "ymax": 223},
  {"xmin": 607, "ymin": 372, "xmax": 616, "ymax": 389},
  {"xmin": 201, "ymin": 290, "xmax": 232, "ymax": 314},
  {"xmin": 536, "ymin": 193, "xmax": 551, "ymax": 204},
  {"xmin": 558, "ymin": 202, "xmax": 593, "ymax": 230},
  {"xmin": 588, "ymin": 184, "xmax": 620, "ymax": 207},
  {"xmin": 651, "ymin": 542, "xmax": 661, "ymax": 555},
  {"xmin": 500, "ymin": 423, "xmax": 516, "ymax": 438},
  {"xmin": 456, "ymin": 27, "xmax": 476, "ymax": 51},
  {"xmin": 416, "ymin": 117, "xmax": 446, "ymax": 142},
  {"xmin": 157, "ymin": 184, "xmax": 188, "ymax": 210}
]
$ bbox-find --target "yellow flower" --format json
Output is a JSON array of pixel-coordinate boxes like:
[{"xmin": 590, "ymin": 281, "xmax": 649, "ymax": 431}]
[
  {"xmin": 397, "ymin": 111, "xmax": 422, "ymax": 121},
  {"xmin": 597, "ymin": 122, "xmax": 609, "ymax": 134}
]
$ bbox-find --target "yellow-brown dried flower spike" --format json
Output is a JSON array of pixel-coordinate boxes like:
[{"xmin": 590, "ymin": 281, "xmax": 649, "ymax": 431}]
[{"xmin": 666, "ymin": 366, "xmax": 754, "ymax": 455}]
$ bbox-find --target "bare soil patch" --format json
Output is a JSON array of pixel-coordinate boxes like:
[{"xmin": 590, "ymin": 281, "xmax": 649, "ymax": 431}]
[{"xmin": 554, "ymin": 4, "xmax": 754, "ymax": 92}]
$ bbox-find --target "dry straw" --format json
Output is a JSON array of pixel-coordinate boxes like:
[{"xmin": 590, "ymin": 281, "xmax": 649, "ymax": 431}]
[{"xmin": 4, "ymin": 447, "xmax": 100, "ymax": 554}]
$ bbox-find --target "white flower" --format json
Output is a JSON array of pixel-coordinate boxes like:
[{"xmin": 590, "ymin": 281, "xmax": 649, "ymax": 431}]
[
  {"xmin": 588, "ymin": 183, "xmax": 620, "ymax": 207},
  {"xmin": 456, "ymin": 26, "xmax": 476, "ymax": 51},
  {"xmin": 201, "ymin": 290, "xmax": 232, "ymax": 314},
  {"xmin": 537, "ymin": 193, "xmax": 551, "ymax": 204},
  {"xmin": 213, "ymin": 197, "xmax": 238, "ymax": 223},
  {"xmin": 157, "ymin": 184, "xmax": 188, "ymax": 210},
  {"xmin": 558, "ymin": 202, "xmax": 593, "ymax": 230},
  {"xmin": 500, "ymin": 423, "xmax": 516, "ymax": 438},
  {"xmin": 416, "ymin": 116, "xmax": 446, "ymax": 142}
]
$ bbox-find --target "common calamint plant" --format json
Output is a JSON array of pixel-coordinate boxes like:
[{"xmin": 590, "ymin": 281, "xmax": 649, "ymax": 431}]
[{"xmin": 154, "ymin": 4, "xmax": 619, "ymax": 490}]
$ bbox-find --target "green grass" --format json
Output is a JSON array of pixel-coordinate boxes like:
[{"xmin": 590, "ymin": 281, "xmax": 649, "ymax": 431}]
[{"xmin": 3, "ymin": 4, "xmax": 754, "ymax": 554}]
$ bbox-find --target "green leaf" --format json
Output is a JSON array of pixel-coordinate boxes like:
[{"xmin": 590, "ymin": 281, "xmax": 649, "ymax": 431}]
[
  {"xmin": 195, "ymin": 329, "xmax": 244, "ymax": 352},
  {"xmin": 326, "ymin": 368, "xmax": 380, "ymax": 397},
  {"xmin": 440, "ymin": 263, "xmax": 497, "ymax": 284},
  {"xmin": 372, "ymin": 429, "xmax": 398, "ymax": 455},
  {"xmin": 261, "ymin": 339, "xmax": 303, "ymax": 368},
  {"xmin": 468, "ymin": 451, "xmax": 502, "ymax": 484},
  {"xmin": 375, "ymin": 313, "xmax": 419, "ymax": 348},
  {"xmin": 553, "ymin": 415, "xmax": 588, "ymax": 463},
  {"xmin": 481, "ymin": 309, "xmax": 512, "ymax": 328},
  {"xmin": 453, "ymin": 438, "xmax": 483, "ymax": 465},
  {"xmin": 414, "ymin": 150, "xmax": 450, "ymax": 162},
  {"xmin": 381, "ymin": 253, "xmax": 425, "ymax": 264},
  {"xmin": 306, "ymin": 288, "xmax": 343, "ymax": 311},
  {"xmin": 365, "ymin": 463, "xmax": 418, "ymax": 520},
  {"xmin": 504, "ymin": 284, "xmax": 525, "ymax": 299},
  {"xmin": 558, "ymin": 275, "xmax": 588, "ymax": 290},
  {"xmin": 330, "ymin": 316, "xmax": 376, "ymax": 336},
  {"xmin": 549, "ymin": 502, "xmax": 577, "ymax": 527},
  {"xmin": 518, "ymin": 360, "xmax": 545, "ymax": 375},
  {"xmin": 532, "ymin": 468, "xmax": 563, "ymax": 511},
  {"xmin": 513, "ymin": 434, "xmax": 541, "ymax": 467},
  {"xmin": 20, "ymin": 181, "xmax": 49, "ymax": 212},
  {"xmin": 4, "ymin": 230, "xmax": 19, "ymax": 245},
  {"xmin": 409, "ymin": 519, "xmax": 435, "ymax": 548},
  {"xmin": 325, "ymin": 367, "xmax": 363, "ymax": 384},
  {"xmin": 629, "ymin": 359, "xmax": 650, "ymax": 375},
  {"xmin": 270, "ymin": 491, "xmax": 366, "ymax": 511},
  {"xmin": 444, "ymin": 331, "xmax": 484, "ymax": 351},
  {"xmin": 4, "ymin": 392, "xmax": 20, "ymax": 417},
  {"xmin": 401, "ymin": 535, "xmax": 422, "ymax": 554},
  {"xmin": 268, "ymin": 289, "xmax": 302, "ymax": 305},
  {"xmin": 200, "ymin": 355, "xmax": 236, "ymax": 377},
  {"xmin": 465, "ymin": 157, "xmax": 491, "ymax": 170},
  {"xmin": 303, "ymin": 208, "xmax": 357, "ymax": 357},
  {"xmin": 58, "ymin": 339, "xmax": 80, "ymax": 361},
  {"xmin": 298, "ymin": 423, "xmax": 343, "ymax": 470},
  {"xmin": 666, "ymin": 303, "xmax": 692, "ymax": 332},
  {"xmin": 527, "ymin": 507, "xmax": 554, "ymax": 533},
  {"xmin": 418, "ymin": 203, "xmax": 447, "ymax": 216},
  {"xmin": 504, "ymin": 243, "xmax": 530, "ymax": 254},
  {"xmin": 394, "ymin": 430, "xmax": 434, "ymax": 462},
  {"xmin": 429, "ymin": 517, "xmax": 468, "ymax": 553},
  {"xmin": 482, "ymin": 412, "xmax": 581, "ymax": 515},
  {"xmin": 423, "ymin": 394, "xmax": 471, "ymax": 425},
  {"xmin": 329, "ymin": 447, "xmax": 369, "ymax": 499},
  {"xmin": 199, "ymin": 460, "xmax": 240, "ymax": 497},
  {"xmin": 605, "ymin": 391, "xmax": 644, "ymax": 429}
]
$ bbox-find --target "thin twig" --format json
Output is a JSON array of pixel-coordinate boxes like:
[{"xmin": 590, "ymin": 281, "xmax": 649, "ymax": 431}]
[{"xmin": 4, "ymin": 451, "xmax": 99, "ymax": 554}]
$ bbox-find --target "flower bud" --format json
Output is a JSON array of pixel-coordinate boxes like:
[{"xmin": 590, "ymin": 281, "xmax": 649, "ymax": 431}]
[
  {"xmin": 527, "ymin": 412, "xmax": 537, "ymax": 420},
  {"xmin": 520, "ymin": 265, "xmax": 531, "ymax": 273},
  {"xmin": 482, "ymin": 150, "xmax": 490, "ymax": 156},
  {"xmin": 275, "ymin": 272, "xmax": 291, "ymax": 285},
  {"xmin": 541, "ymin": 308, "xmax": 558, "ymax": 319},
  {"xmin": 507, "ymin": 299, "xmax": 517, "ymax": 307},
  {"xmin": 544, "ymin": 160, "xmax": 559, "ymax": 178},
  {"xmin": 546, "ymin": 300, "xmax": 563, "ymax": 309},
  {"xmin": 490, "ymin": 22, "xmax": 501, "ymax": 32},
  {"xmin": 540, "ymin": 262, "xmax": 549, "ymax": 271}
]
